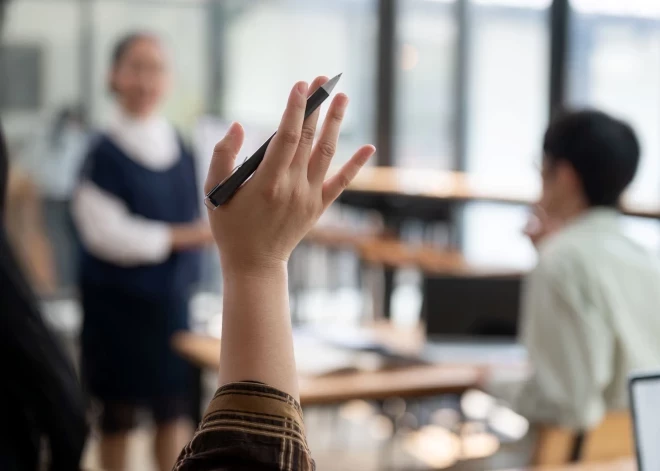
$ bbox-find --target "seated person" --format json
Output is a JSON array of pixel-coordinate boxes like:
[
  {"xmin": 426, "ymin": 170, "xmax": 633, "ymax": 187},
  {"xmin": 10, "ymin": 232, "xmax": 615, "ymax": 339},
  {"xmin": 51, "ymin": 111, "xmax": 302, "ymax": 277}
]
[
  {"xmin": 510, "ymin": 110, "xmax": 660, "ymax": 429},
  {"xmin": 173, "ymin": 77, "xmax": 375, "ymax": 469}
]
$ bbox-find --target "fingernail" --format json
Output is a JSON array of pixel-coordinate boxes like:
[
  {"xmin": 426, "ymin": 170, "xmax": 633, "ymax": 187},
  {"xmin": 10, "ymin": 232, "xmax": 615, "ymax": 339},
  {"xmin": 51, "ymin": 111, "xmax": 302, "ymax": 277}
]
[{"xmin": 297, "ymin": 81, "xmax": 308, "ymax": 96}]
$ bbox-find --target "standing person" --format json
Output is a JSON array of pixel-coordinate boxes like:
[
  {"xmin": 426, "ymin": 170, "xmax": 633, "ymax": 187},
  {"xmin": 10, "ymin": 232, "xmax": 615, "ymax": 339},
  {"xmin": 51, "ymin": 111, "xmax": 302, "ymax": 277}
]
[
  {"xmin": 72, "ymin": 33, "xmax": 212, "ymax": 471},
  {"xmin": 1, "ymin": 5, "xmax": 373, "ymax": 461}
]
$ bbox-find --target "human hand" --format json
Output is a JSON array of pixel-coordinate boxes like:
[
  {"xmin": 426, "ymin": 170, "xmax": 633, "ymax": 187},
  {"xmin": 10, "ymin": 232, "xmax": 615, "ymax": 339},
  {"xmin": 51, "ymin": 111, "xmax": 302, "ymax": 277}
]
[
  {"xmin": 205, "ymin": 77, "xmax": 375, "ymax": 276},
  {"xmin": 170, "ymin": 219, "xmax": 213, "ymax": 251},
  {"xmin": 524, "ymin": 205, "xmax": 562, "ymax": 249}
]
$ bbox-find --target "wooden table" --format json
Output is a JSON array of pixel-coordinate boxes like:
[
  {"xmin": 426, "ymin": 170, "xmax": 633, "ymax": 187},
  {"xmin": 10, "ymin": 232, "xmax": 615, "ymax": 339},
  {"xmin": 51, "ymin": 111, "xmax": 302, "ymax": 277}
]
[
  {"xmin": 172, "ymin": 327, "xmax": 485, "ymax": 408},
  {"xmin": 343, "ymin": 167, "xmax": 660, "ymax": 219},
  {"xmin": 339, "ymin": 167, "xmax": 660, "ymax": 319},
  {"xmin": 512, "ymin": 458, "xmax": 636, "ymax": 470}
]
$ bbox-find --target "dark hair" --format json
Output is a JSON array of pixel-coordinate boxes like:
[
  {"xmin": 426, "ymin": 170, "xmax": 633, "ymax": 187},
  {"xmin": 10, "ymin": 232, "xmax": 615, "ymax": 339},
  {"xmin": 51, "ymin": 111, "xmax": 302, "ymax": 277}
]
[
  {"xmin": 109, "ymin": 32, "xmax": 157, "ymax": 93},
  {"xmin": 543, "ymin": 109, "xmax": 640, "ymax": 207},
  {"xmin": 0, "ymin": 125, "xmax": 88, "ymax": 468}
]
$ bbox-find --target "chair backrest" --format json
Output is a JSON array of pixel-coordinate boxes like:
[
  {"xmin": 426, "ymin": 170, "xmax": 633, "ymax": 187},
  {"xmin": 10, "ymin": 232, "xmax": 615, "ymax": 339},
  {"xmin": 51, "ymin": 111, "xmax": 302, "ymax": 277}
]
[{"xmin": 532, "ymin": 410, "xmax": 634, "ymax": 466}]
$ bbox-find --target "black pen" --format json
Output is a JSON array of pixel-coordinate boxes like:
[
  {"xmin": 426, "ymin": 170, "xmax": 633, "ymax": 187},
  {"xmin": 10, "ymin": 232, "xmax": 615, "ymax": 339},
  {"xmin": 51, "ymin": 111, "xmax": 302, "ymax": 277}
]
[{"xmin": 204, "ymin": 74, "xmax": 342, "ymax": 209}]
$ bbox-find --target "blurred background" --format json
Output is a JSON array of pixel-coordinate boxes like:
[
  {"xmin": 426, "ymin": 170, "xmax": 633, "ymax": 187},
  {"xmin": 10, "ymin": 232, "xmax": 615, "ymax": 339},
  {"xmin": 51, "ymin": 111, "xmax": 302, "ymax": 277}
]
[{"xmin": 1, "ymin": 0, "xmax": 659, "ymax": 470}]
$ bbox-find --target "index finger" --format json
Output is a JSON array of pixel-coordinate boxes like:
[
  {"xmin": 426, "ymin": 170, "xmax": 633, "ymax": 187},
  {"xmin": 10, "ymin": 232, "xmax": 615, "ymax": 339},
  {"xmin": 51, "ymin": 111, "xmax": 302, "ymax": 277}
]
[{"xmin": 257, "ymin": 81, "xmax": 309, "ymax": 178}]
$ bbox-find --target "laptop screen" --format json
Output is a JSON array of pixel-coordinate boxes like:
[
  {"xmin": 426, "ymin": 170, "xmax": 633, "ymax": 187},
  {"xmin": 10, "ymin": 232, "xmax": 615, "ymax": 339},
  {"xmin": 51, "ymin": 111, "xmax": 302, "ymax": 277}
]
[
  {"xmin": 423, "ymin": 275, "xmax": 522, "ymax": 340},
  {"xmin": 630, "ymin": 372, "xmax": 660, "ymax": 471}
]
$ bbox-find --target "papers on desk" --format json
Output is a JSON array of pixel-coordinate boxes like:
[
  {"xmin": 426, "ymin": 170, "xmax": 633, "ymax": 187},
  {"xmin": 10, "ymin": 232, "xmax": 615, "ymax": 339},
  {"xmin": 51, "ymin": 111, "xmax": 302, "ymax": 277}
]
[
  {"xmin": 421, "ymin": 341, "xmax": 527, "ymax": 366},
  {"xmin": 293, "ymin": 326, "xmax": 426, "ymax": 376},
  {"xmin": 293, "ymin": 331, "xmax": 383, "ymax": 377},
  {"xmin": 197, "ymin": 319, "xmax": 386, "ymax": 377},
  {"xmin": 296, "ymin": 324, "xmax": 382, "ymax": 350}
]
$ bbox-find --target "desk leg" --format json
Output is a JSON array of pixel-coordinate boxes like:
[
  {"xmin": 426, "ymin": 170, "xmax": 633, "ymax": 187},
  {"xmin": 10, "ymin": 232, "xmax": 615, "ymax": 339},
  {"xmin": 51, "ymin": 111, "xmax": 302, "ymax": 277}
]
[
  {"xmin": 448, "ymin": 202, "xmax": 465, "ymax": 251},
  {"xmin": 382, "ymin": 215, "xmax": 402, "ymax": 322},
  {"xmin": 383, "ymin": 267, "xmax": 395, "ymax": 320},
  {"xmin": 191, "ymin": 366, "xmax": 203, "ymax": 426}
]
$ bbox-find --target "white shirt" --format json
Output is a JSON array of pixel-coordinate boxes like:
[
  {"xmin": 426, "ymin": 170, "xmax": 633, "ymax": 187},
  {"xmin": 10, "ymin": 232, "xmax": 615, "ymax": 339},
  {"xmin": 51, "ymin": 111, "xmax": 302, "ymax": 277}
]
[
  {"xmin": 512, "ymin": 208, "xmax": 660, "ymax": 428},
  {"xmin": 72, "ymin": 109, "xmax": 180, "ymax": 267}
]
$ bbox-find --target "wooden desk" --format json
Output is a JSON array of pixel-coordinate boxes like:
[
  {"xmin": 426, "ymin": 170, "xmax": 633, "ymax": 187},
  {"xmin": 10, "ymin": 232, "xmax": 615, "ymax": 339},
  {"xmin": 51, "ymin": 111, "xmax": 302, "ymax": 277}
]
[
  {"xmin": 343, "ymin": 167, "xmax": 660, "ymax": 219},
  {"xmin": 339, "ymin": 167, "xmax": 660, "ymax": 319},
  {"xmin": 172, "ymin": 328, "xmax": 485, "ymax": 407}
]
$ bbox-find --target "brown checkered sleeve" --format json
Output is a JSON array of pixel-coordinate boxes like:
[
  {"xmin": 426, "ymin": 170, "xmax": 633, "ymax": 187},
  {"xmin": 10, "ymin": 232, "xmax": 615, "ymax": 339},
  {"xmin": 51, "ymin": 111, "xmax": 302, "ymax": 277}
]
[{"xmin": 174, "ymin": 382, "xmax": 315, "ymax": 471}]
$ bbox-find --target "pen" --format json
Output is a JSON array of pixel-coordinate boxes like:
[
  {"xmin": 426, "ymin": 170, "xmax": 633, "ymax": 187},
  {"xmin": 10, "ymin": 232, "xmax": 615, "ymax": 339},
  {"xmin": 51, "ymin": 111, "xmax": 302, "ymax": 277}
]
[{"xmin": 204, "ymin": 74, "xmax": 342, "ymax": 209}]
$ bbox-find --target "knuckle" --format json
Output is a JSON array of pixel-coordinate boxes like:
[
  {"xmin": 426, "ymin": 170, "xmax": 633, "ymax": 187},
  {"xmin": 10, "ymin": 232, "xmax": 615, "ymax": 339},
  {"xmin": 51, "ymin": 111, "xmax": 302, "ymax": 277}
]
[
  {"xmin": 318, "ymin": 141, "xmax": 336, "ymax": 158},
  {"xmin": 330, "ymin": 108, "xmax": 345, "ymax": 124},
  {"xmin": 337, "ymin": 173, "xmax": 351, "ymax": 190},
  {"xmin": 281, "ymin": 129, "xmax": 301, "ymax": 146},
  {"xmin": 291, "ymin": 185, "xmax": 304, "ymax": 202},
  {"xmin": 300, "ymin": 124, "xmax": 316, "ymax": 143},
  {"xmin": 260, "ymin": 183, "xmax": 280, "ymax": 202}
]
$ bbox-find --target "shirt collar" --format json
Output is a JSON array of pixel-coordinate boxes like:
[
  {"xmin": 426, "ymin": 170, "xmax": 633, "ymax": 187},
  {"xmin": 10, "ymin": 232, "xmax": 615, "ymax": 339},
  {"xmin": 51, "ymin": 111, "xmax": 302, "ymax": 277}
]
[
  {"xmin": 107, "ymin": 106, "xmax": 179, "ymax": 171},
  {"xmin": 567, "ymin": 207, "xmax": 621, "ymax": 232}
]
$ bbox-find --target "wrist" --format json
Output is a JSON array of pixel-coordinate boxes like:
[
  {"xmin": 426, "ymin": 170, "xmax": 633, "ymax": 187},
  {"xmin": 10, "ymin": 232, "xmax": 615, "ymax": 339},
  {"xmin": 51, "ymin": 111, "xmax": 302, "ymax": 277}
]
[{"xmin": 221, "ymin": 256, "xmax": 288, "ymax": 282}]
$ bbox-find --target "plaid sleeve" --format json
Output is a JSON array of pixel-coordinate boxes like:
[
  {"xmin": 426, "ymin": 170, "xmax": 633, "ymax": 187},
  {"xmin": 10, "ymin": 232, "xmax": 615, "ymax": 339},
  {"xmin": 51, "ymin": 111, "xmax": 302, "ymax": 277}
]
[{"xmin": 174, "ymin": 382, "xmax": 315, "ymax": 471}]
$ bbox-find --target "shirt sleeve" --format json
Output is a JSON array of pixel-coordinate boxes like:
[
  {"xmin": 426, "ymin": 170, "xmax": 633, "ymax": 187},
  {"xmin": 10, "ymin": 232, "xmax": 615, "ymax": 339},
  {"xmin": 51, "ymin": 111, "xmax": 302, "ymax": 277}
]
[
  {"xmin": 174, "ymin": 382, "xmax": 315, "ymax": 471},
  {"xmin": 72, "ymin": 181, "xmax": 172, "ymax": 267},
  {"xmin": 512, "ymin": 256, "xmax": 615, "ymax": 429}
]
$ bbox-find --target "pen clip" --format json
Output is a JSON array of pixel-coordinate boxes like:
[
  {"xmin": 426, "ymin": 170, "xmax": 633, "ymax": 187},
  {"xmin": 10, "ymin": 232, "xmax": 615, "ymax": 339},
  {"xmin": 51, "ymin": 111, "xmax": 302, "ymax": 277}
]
[{"xmin": 217, "ymin": 156, "xmax": 249, "ymax": 186}]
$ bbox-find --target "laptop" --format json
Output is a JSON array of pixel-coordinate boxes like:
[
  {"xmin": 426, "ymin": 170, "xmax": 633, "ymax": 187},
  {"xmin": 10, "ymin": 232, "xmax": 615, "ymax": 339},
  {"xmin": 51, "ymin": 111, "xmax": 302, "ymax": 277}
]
[
  {"xmin": 421, "ymin": 274, "xmax": 525, "ymax": 365},
  {"xmin": 423, "ymin": 274, "xmax": 522, "ymax": 341},
  {"xmin": 629, "ymin": 370, "xmax": 660, "ymax": 470}
]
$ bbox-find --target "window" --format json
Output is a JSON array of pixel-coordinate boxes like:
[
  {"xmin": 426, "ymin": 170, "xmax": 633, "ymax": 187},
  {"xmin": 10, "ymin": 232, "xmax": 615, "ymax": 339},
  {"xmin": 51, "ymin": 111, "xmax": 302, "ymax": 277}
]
[
  {"xmin": 0, "ymin": 45, "xmax": 43, "ymax": 111},
  {"xmin": 463, "ymin": 0, "xmax": 551, "ymax": 268},
  {"xmin": 220, "ymin": 0, "xmax": 378, "ymax": 166},
  {"xmin": 568, "ymin": 0, "xmax": 660, "ymax": 206},
  {"xmin": 465, "ymin": 0, "xmax": 551, "ymax": 178},
  {"xmin": 395, "ymin": 0, "xmax": 457, "ymax": 169},
  {"xmin": 1, "ymin": 0, "xmax": 81, "ymax": 152}
]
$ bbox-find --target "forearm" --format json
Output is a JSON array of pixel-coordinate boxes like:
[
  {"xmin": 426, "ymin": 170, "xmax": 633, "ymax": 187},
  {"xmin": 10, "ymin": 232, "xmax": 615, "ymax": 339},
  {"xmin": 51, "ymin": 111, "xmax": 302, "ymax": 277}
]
[
  {"xmin": 170, "ymin": 223, "xmax": 212, "ymax": 251},
  {"xmin": 73, "ymin": 183, "xmax": 172, "ymax": 265},
  {"xmin": 218, "ymin": 262, "xmax": 298, "ymax": 401}
]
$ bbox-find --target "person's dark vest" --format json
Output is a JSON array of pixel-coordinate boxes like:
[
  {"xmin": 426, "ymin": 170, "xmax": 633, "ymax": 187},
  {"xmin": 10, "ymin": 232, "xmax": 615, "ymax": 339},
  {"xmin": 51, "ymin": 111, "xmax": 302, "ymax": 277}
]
[{"xmin": 79, "ymin": 134, "xmax": 201, "ymax": 301}]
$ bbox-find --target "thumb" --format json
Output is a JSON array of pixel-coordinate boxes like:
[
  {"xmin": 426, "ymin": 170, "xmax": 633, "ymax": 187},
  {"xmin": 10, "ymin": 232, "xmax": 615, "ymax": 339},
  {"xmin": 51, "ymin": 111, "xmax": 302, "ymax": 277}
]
[{"xmin": 204, "ymin": 122, "xmax": 245, "ymax": 195}]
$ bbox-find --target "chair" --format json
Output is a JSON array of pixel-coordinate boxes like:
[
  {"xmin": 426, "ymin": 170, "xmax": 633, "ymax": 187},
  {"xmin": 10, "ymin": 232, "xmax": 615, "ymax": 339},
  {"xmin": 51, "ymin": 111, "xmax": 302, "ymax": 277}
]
[{"xmin": 532, "ymin": 410, "xmax": 634, "ymax": 466}]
